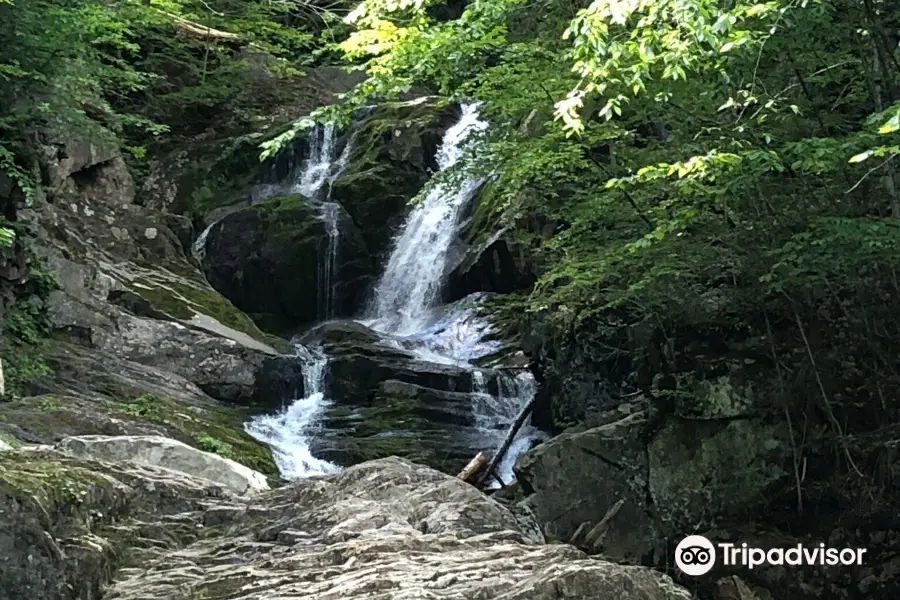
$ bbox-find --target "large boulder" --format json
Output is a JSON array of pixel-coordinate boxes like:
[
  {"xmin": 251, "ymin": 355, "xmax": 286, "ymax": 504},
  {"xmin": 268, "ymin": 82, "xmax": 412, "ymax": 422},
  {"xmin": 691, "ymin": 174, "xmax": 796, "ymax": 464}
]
[
  {"xmin": 0, "ymin": 449, "xmax": 694, "ymax": 600},
  {"xmin": 515, "ymin": 410, "xmax": 791, "ymax": 562},
  {"xmin": 203, "ymin": 194, "xmax": 374, "ymax": 332},
  {"xmin": 295, "ymin": 321, "xmax": 481, "ymax": 473},
  {"xmin": 56, "ymin": 435, "xmax": 269, "ymax": 496},
  {"xmin": 330, "ymin": 98, "xmax": 462, "ymax": 263},
  {"xmin": 306, "ymin": 321, "xmax": 476, "ymax": 403},
  {"xmin": 309, "ymin": 379, "xmax": 479, "ymax": 473}
]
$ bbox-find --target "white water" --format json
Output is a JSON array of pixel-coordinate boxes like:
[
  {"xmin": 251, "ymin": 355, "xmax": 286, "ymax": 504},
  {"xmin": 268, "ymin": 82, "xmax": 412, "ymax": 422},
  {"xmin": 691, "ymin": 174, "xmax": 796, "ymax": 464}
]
[
  {"xmin": 292, "ymin": 123, "xmax": 354, "ymax": 202},
  {"xmin": 368, "ymin": 104, "xmax": 488, "ymax": 337},
  {"xmin": 245, "ymin": 345, "xmax": 340, "ymax": 478},
  {"xmin": 363, "ymin": 103, "xmax": 544, "ymax": 485},
  {"xmin": 240, "ymin": 123, "xmax": 355, "ymax": 477},
  {"xmin": 318, "ymin": 201, "xmax": 341, "ymax": 320},
  {"xmin": 194, "ymin": 123, "xmax": 353, "ymax": 261}
]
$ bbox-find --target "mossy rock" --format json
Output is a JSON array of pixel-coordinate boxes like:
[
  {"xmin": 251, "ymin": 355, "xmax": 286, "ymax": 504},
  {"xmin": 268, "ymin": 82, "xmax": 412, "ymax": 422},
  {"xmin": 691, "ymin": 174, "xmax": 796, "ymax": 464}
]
[
  {"xmin": 114, "ymin": 393, "xmax": 279, "ymax": 477},
  {"xmin": 202, "ymin": 193, "xmax": 375, "ymax": 333},
  {"xmin": 330, "ymin": 98, "xmax": 461, "ymax": 262},
  {"xmin": 0, "ymin": 392, "xmax": 278, "ymax": 477},
  {"xmin": 0, "ymin": 454, "xmax": 131, "ymax": 599},
  {"xmin": 121, "ymin": 272, "xmax": 290, "ymax": 352}
]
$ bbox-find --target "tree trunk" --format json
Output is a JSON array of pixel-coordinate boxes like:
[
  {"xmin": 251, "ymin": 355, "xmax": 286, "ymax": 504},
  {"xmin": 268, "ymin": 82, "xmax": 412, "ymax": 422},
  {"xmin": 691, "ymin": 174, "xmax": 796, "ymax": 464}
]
[
  {"xmin": 475, "ymin": 398, "xmax": 536, "ymax": 488},
  {"xmin": 458, "ymin": 451, "xmax": 489, "ymax": 483}
]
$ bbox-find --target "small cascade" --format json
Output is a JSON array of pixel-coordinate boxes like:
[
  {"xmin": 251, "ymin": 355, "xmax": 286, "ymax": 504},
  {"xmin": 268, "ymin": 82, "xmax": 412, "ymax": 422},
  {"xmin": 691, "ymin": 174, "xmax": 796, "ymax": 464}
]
[
  {"xmin": 368, "ymin": 104, "xmax": 488, "ymax": 336},
  {"xmin": 472, "ymin": 371, "xmax": 547, "ymax": 486},
  {"xmin": 318, "ymin": 202, "xmax": 341, "ymax": 320},
  {"xmin": 245, "ymin": 345, "xmax": 339, "ymax": 479},
  {"xmin": 193, "ymin": 222, "xmax": 215, "ymax": 261},
  {"xmin": 292, "ymin": 123, "xmax": 355, "ymax": 202},
  {"xmin": 195, "ymin": 122, "xmax": 355, "ymax": 261}
]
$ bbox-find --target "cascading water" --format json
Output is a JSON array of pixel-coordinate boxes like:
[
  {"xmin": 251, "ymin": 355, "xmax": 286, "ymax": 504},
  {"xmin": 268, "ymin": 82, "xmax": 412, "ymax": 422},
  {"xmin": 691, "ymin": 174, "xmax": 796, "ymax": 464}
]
[
  {"xmin": 368, "ymin": 104, "xmax": 488, "ymax": 337},
  {"xmin": 245, "ymin": 345, "xmax": 340, "ymax": 478},
  {"xmin": 241, "ymin": 123, "xmax": 356, "ymax": 474},
  {"xmin": 297, "ymin": 123, "xmax": 354, "ymax": 321},
  {"xmin": 318, "ymin": 201, "xmax": 341, "ymax": 320},
  {"xmin": 247, "ymin": 103, "xmax": 544, "ymax": 483},
  {"xmin": 194, "ymin": 122, "xmax": 353, "ymax": 264},
  {"xmin": 362, "ymin": 102, "xmax": 545, "ymax": 484}
]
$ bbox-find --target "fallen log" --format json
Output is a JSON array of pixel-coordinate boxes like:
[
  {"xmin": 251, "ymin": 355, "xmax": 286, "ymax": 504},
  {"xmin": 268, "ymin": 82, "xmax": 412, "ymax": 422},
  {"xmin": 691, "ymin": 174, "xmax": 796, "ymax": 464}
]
[
  {"xmin": 568, "ymin": 521, "xmax": 592, "ymax": 547},
  {"xmin": 583, "ymin": 498, "xmax": 625, "ymax": 553},
  {"xmin": 475, "ymin": 397, "xmax": 536, "ymax": 489},
  {"xmin": 457, "ymin": 451, "xmax": 489, "ymax": 483}
]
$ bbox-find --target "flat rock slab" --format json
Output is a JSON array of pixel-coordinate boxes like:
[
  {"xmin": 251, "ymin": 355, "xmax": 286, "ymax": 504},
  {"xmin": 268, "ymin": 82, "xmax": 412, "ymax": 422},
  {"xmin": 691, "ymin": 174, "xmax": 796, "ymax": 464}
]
[{"xmin": 56, "ymin": 434, "xmax": 269, "ymax": 496}]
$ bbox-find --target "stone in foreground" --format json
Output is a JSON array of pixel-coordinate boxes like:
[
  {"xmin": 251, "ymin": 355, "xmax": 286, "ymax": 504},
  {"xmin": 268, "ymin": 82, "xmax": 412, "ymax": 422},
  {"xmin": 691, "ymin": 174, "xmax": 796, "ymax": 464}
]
[
  {"xmin": 105, "ymin": 457, "xmax": 691, "ymax": 600},
  {"xmin": 56, "ymin": 434, "xmax": 269, "ymax": 496},
  {"xmin": 1, "ymin": 448, "xmax": 692, "ymax": 600}
]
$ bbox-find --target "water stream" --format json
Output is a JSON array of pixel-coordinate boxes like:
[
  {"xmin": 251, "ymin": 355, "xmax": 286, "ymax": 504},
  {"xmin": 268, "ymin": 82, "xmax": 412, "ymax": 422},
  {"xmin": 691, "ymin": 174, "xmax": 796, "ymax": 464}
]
[
  {"xmin": 245, "ymin": 104, "xmax": 545, "ymax": 483},
  {"xmin": 244, "ymin": 345, "xmax": 340, "ymax": 478}
]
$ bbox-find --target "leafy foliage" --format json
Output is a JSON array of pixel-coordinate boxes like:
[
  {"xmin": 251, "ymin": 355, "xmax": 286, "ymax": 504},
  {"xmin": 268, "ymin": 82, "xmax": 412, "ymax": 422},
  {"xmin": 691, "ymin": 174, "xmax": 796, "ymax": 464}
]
[{"xmin": 306, "ymin": 0, "xmax": 900, "ymax": 519}]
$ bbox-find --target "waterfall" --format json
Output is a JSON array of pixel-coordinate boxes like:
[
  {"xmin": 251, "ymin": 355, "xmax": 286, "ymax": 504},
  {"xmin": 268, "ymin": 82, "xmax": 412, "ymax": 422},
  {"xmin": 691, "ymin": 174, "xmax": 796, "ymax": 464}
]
[
  {"xmin": 239, "ymin": 123, "xmax": 359, "ymax": 470},
  {"xmin": 363, "ymin": 102, "xmax": 543, "ymax": 480},
  {"xmin": 245, "ymin": 345, "xmax": 339, "ymax": 478},
  {"xmin": 368, "ymin": 104, "xmax": 488, "ymax": 336},
  {"xmin": 299, "ymin": 124, "xmax": 354, "ymax": 321},
  {"xmin": 473, "ymin": 371, "xmax": 546, "ymax": 487},
  {"xmin": 194, "ymin": 123, "xmax": 353, "ymax": 265},
  {"xmin": 247, "ymin": 103, "xmax": 544, "ymax": 483}
]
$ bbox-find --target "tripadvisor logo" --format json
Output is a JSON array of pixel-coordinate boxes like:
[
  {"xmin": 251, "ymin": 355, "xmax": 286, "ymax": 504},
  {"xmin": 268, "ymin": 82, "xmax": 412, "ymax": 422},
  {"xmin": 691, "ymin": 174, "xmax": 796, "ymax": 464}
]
[{"xmin": 675, "ymin": 535, "xmax": 867, "ymax": 576}]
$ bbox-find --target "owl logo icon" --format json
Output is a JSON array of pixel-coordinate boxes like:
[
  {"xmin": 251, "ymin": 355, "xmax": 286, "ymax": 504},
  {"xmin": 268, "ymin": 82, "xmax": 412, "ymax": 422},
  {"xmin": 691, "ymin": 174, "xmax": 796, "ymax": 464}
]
[{"xmin": 675, "ymin": 535, "xmax": 716, "ymax": 576}]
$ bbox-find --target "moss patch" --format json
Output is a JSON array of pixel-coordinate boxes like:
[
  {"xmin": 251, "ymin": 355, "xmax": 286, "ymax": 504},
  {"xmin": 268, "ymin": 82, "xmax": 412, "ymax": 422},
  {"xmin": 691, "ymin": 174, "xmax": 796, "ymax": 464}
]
[
  {"xmin": 115, "ymin": 393, "xmax": 278, "ymax": 476},
  {"xmin": 128, "ymin": 275, "xmax": 290, "ymax": 352}
]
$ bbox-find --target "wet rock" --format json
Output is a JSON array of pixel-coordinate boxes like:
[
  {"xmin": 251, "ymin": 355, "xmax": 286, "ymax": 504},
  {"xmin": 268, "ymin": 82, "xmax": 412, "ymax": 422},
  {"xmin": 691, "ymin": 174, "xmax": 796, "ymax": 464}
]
[
  {"xmin": 56, "ymin": 435, "xmax": 269, "ymax": 496},
  {"xmin": 324, "ymin": 338, "xmax": 475, "ymax": 403},
  {"xmin": 310, "ymin": 379, "xmax": 478, "ymax": 473},
  {"xmin": 203, "ymin": 194, "xmax": 374, "ymax": 333},
  {"xmin": 0, "ymin": 451, "xmax": 693, "ymax": 600},
  {"xmin": 331, "ymin": 98, "xmax": 462, "ymax": 262}
]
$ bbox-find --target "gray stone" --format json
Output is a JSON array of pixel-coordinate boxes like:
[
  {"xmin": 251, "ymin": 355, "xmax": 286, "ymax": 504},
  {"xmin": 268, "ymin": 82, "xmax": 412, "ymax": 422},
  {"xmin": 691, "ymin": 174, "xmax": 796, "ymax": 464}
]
[
  {"xmin": 516, "ymin": 412, "xmax": 658, "ymax": 561},
  {"xmin": 56, "ymin": 435, "xmax": 269, "ymax": 496},
  {"xmin": 516, "ymin": 412, "xmax": 791, "ymax": 561},
  {"xmin": 0, "ymin": 450, "xmax": 693, "ymax": 600}
]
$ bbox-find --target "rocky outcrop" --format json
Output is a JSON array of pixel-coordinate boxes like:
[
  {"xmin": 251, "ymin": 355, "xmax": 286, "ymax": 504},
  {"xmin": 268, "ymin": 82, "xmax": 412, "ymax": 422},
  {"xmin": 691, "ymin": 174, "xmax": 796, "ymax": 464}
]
[
  {"xmin": 514, "ymin": 408, "xmax": 791, "ymax": 562},
  {"xmin": 14, "ymin": 139, "xmax": 303, "ymax": 406},
  {"xmin": 295, "ymin": 321, "xmax": 480, "ymax": 472},
  {"xmin": 57, "ymin": 434, "xmax": 270, "ymax": 496},
  {"xmin": 202, "ymin": 194, "xmax": 374, "ymax": 332},
  {"xmin": 306, "ymin": 321, "xmax": 476, "ymax": 402},
  {"xmin": 0, "ymin": 449, "xmax": 692, "ymax": 600},
  {"xmin": 330, "ymin": 98, "xmax": 462, "ymax": 262},
  {"xmin": 1, "ymin": 342, "xmax": 279, "ymax": 475}
]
